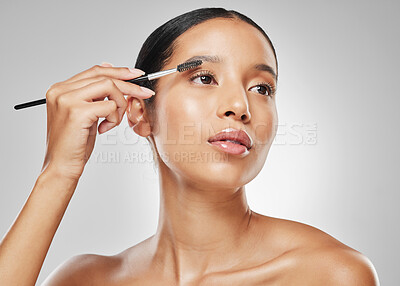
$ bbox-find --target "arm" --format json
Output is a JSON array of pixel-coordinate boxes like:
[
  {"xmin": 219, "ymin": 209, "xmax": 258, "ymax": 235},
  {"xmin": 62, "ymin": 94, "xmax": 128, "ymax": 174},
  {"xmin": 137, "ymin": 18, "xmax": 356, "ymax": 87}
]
[
  {"xmin": 0, "ymin": 168, "xmax": 78, "ymax": 286},
  {"xmin": 0, "ymin": 63, "xmax": 151, "ymax": 286}
]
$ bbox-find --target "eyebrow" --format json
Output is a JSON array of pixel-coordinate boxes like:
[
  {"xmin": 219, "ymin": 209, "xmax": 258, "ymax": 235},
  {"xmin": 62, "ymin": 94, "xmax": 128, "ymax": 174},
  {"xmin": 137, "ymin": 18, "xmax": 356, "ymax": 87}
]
[
  {"xmin": 183, "ymin": 55, "xmax": 277, "ymax": 82},
  {"xmin": 254, "ymin": 64, "xmax": 277, "ymax": 82},
  {"xmin": 184, "ymin": 55, "xmax": 222, "ymax": 64}
]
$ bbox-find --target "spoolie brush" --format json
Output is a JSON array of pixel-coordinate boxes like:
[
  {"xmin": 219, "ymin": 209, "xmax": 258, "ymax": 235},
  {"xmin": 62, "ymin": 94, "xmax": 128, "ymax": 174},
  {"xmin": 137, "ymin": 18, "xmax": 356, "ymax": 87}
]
[{"xmin": 124, "ymin": 60, "xmax": 203, "ymax": 84}]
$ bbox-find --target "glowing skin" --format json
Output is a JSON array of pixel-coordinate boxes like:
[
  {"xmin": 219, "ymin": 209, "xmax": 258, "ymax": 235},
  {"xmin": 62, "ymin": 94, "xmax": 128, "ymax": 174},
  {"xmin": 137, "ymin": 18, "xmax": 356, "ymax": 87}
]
[
  {"xmin": 5, "ymin": 17, "xmax": 375, "ymax": 286},
  {"xmin": 129, "ymin": 18, "xmax": 279, "ymax": 277},
  {"xmin": 120, "ymin": 19, "xmax": 378, "ymax": 285},
  {"xmin": 149, "ymin": 19, "xmax": 278, "ymax": 190}
]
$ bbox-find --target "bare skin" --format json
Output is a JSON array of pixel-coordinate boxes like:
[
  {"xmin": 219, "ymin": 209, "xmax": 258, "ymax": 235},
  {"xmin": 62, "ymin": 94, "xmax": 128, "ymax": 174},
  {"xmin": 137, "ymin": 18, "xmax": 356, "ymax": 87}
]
[{"xmin": 0, "ymin": 18, "xmax": 379, "ymax": 286}]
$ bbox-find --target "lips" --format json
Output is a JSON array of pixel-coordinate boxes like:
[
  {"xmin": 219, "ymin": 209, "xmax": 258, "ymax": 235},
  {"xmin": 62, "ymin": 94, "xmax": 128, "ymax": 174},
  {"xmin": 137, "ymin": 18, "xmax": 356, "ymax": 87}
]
[{"xmin": 208, "ymin": 128, "xmax": 253, "ymax": 150}]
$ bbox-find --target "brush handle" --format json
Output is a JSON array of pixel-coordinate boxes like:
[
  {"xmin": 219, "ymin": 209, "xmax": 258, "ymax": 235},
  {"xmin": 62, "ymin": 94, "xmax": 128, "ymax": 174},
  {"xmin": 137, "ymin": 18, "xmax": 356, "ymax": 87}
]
[
  {"xmin": 124, "ymin": 75, "xmax": 149, "ymax": 84},
  {"xmin": 14, "ymin": 99, "xmax": 47, "ymax": 110}
]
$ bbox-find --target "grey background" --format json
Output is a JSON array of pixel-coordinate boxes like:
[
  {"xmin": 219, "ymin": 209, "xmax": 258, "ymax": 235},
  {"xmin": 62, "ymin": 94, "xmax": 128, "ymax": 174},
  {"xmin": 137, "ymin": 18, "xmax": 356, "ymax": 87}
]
[{"xmin": 0, "ymin": 0, "xmax": 398, "ymax": 284}]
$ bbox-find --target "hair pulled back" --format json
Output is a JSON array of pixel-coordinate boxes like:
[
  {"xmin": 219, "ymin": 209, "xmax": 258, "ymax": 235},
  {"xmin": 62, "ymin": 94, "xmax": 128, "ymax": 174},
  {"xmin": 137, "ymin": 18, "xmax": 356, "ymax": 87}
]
[{"xmin": 134, "ymin": 7, "xmax": 278, "ymax": 117}]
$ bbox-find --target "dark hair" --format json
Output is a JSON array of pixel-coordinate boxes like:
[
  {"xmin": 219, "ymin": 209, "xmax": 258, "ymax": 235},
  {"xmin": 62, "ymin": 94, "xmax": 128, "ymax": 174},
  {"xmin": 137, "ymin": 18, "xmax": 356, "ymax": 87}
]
[{"xmin": 134, "ymin": 7, "xmax": 278, "ymax": 117}]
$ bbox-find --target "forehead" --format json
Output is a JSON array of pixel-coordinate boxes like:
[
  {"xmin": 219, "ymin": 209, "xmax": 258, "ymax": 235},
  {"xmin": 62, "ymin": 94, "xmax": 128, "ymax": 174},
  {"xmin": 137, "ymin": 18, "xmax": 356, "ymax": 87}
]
[{"xmin": 169, "ymin": 18, "xmax": 277, "ymax": 72}]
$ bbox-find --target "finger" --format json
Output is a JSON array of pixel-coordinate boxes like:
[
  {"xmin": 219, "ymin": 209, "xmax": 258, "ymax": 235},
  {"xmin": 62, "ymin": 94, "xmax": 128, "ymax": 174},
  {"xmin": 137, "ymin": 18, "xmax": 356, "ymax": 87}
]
[
  {"xmin": 57, "ymin": 76, "xmax": 155, "ymax": 100},
  {"xmin": 84, "ymin": 100, "xmax": 120, "ymax": 134},
  {"xmin": 98, "ymin": 108, "xmax": 120, "ymax": 134},
  {"xmin": 62, "ymin": 79, "xmax": 128, "ymax": 124},
  {"xmin": 64, "ymin": 65, "xmax": 145, "ymax": 84}
]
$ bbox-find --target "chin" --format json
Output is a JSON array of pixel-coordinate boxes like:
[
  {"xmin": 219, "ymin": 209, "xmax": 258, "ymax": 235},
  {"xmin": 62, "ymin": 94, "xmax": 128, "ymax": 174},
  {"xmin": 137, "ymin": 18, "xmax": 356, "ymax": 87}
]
[
  {"xmin": 171, "ymin": 158, "xmax": 260, "ymax": 190},
  {"xmin": 158, "ymin": 142, "xmax": 271, "ymax": 188}
]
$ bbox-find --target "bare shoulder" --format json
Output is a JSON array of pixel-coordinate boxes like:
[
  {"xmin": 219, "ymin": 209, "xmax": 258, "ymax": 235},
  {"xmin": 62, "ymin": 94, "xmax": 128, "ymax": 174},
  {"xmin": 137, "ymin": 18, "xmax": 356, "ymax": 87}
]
[
  {"xmin": 41, "ymin": 253, "xmax": 121, "ymax": 286},
  {"xmin": 301, "ymin": 246, "xmax": 380, "ymax": 285},
  {"xmin": 41, "ymin": 237, "xmax": 154, "ymax": 286},
  {"xmin": 252, "ymin": 213, "xmax": 380, "ymax": 285}
]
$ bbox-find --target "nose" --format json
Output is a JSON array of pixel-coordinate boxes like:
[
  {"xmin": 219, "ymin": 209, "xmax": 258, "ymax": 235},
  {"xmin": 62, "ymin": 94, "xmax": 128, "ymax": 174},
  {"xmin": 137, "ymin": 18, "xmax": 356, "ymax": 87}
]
[{"xmin": 217, "ymin": 84, "xmax": 251, "ymax": 124}]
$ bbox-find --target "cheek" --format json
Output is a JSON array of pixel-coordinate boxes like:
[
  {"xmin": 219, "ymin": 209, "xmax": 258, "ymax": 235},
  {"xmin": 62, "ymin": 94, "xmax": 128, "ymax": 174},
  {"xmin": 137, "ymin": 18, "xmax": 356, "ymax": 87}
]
[
  {"xmin": 251, "ymin": 99, "xmax": 278, "ymax": 143},
  {"xmin": 152, "ymin": 89, "xmax": 209, "ymax": 155}
]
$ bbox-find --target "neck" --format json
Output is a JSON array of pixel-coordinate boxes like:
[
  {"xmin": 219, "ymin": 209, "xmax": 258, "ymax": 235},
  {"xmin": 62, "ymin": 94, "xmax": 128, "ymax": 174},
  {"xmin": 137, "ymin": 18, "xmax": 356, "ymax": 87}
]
[{"xmin": 149, "ymin": 161, "xmax": 253, "ymax": 279}]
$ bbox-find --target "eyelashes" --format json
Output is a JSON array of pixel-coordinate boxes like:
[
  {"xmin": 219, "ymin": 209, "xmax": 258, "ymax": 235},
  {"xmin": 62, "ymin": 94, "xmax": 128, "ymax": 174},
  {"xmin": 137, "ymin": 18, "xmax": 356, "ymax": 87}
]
[
  {"xmin": 252, "ymin": 81, "xmax": 277, "ymax": 97},
  {"xmin": 189, "ymin": 70, "xmax": 217, "ymax": 85},
  {"xmin": 188, "ymin": 70, "xmax": 276, "ymax": 97}
]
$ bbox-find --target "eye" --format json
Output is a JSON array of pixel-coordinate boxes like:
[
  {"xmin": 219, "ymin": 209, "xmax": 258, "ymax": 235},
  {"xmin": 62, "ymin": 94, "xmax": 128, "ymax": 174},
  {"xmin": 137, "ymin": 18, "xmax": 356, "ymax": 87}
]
[
  {"xmin": 198, "ymin": 75, "xmax": 212, "ymax": 84},
  {"xmin": 190, "ymin": 71, "xmax": 217, "ymax": 85},
  {"xmin": 249, "ymin": 83, "xmax": 274, "ymax": 97}
]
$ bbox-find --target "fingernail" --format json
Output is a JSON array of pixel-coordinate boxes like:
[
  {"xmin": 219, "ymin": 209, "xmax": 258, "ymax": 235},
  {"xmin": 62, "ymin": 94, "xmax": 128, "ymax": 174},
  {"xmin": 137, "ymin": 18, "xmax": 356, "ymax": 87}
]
[
  {"xmin": 129, "ymin": 68, "xmax": 145, "ymax": 76},
  {"xmin": 100, "ymin": 62, "xmax": 114, "ymax": 67},
  {"xmin": 140, "ymin": 86, "xmax": 155, "ymax": 96}
]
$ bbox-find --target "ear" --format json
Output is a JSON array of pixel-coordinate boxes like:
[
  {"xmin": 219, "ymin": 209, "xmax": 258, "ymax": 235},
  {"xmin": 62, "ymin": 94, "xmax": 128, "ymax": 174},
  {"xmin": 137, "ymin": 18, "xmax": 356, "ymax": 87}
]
[{"xmin": 126, "ymin": 96, "xmax": 152, "ymax": 137}]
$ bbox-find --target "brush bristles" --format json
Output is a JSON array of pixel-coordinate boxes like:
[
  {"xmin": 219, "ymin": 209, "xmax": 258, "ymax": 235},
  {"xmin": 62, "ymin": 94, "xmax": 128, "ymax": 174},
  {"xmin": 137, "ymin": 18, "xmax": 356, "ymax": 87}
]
[{"xmin": 177, "ymin": 60, "xmax": 203, "ymax": 72}]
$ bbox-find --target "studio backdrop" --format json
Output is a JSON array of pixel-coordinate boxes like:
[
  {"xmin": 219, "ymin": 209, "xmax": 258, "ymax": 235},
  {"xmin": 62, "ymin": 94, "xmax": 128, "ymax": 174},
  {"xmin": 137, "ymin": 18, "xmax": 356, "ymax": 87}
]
[{"xmin": 0, "ymin": 0, "xmax": 398, "ymax": 285}]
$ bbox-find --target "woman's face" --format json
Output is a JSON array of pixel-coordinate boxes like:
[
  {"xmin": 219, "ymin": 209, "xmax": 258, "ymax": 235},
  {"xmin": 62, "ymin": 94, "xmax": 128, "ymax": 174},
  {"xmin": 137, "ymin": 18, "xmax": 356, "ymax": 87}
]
[{"xmin": 150, "ymin": 18, "xmax": 278, "ymax": 189}]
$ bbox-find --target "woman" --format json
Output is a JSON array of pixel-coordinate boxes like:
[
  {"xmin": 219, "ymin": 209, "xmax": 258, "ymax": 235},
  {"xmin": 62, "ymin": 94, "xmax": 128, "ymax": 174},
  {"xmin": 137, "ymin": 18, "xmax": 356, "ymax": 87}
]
[{"xmin": 0, "ymin": 7, "xmax": 379, "ymax": 285}]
